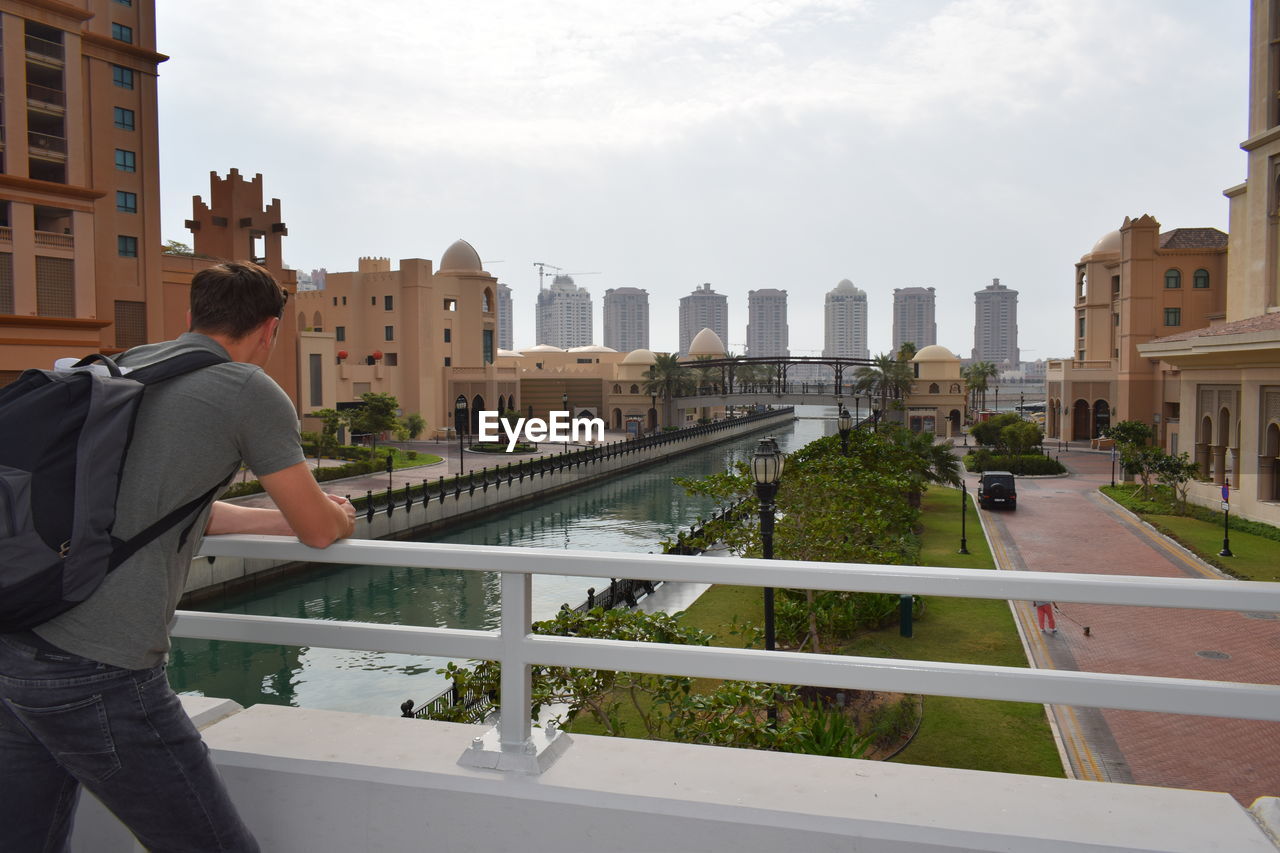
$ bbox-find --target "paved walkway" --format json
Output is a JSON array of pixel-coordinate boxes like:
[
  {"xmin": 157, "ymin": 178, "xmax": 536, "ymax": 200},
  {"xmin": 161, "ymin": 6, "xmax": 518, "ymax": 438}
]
[{"xmin": 972, "ymin": 445, "xmax": 1280, "ymax": 805}]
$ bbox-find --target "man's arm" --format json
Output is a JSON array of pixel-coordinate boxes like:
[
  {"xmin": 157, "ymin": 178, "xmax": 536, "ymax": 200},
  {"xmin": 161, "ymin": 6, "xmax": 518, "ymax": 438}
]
[{"xmin": 206, "ymin": 462, "xmax": 355, "ymax": 547}]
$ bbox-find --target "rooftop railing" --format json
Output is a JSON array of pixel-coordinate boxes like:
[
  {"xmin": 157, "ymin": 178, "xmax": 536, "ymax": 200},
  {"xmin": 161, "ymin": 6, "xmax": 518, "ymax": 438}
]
[{"xmin": 181, "ymin": 536, "xmax": 1280, "ymax": 772}]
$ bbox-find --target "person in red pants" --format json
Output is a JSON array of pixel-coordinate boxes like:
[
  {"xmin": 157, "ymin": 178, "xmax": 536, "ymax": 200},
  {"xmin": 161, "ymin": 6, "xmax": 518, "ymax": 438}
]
[{"xmin": 1033, "ymin": 600, "xmax": 1057, "ymax": 634}]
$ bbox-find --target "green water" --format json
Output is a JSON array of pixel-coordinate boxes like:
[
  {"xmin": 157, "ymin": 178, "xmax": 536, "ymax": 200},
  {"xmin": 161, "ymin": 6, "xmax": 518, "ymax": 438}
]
[{"xmin": 170, "ymin": 412, "xmax": 829, "ymax": 715}]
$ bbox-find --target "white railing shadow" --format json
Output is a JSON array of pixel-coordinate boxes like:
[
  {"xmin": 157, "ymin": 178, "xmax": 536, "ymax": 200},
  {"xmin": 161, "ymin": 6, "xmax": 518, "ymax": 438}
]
[{"xmin": 182, "ymin": 536, "xmax": 1280, "ymax": 773}]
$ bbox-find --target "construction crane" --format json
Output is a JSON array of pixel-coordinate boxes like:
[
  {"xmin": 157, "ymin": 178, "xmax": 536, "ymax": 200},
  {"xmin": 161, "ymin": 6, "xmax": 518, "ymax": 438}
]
[{"xmin": 534, "ymin": 262, "xmax": 601, "ymax": 289}]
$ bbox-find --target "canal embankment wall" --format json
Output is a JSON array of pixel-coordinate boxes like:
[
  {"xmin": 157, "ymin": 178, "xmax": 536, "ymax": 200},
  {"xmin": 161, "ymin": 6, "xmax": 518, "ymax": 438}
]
[{"xmin": 183, "ymin": 408, "xmax": 796, "ymax": 603}]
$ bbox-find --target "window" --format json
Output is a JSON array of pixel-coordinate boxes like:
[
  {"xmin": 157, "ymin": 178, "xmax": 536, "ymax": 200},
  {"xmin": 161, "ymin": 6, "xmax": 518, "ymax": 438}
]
[
  {"xmin": 114, "ymin": 149, "xmax": 135, "ymax": 172},
  {"xmin": 1164, "ymin": 308, "xmax": 1181, "ymax": 326},
  {"xmin": 0, "ymin": 253, "xmax": 14, "ymax": 314},
  {"xmin": 113, "ymin": 107, "xmax": 135, "ymax": 130},
  {"xmin": 384, "ymin": 295, "xmax": 393, "ymax": 310},
  {"xmin": 371, "ymin": 296, "xmax": 376, "ymax": 306},
  {"xmin": 114, "ymin": 300, "xmax": 145, "ymax": 348},
  {"xmin": 929, "ymin": 383, "xmax": 940, "ymax": 394},
  {"xmin": 443, "ymin": 298, "xmax": 456, "ymax": 311},
  {"xmin": 114, "ymin": 0, "xmax": 132, "ymax": 5},
  {"xmin": 341, "ymin": 296, "xmax": 347, "ymax": 305},
  {"xmin": 483, "ymin": 329, "xmax": 494, "ymax": 364},
  {"xmin": 35, "ymin": 256, "xmax": 74, "ymax": 317},
  {"xmin": 630, "ymin": 384, "xmax": 639, "ymax": 394},
  {"xmin": 332, "ymin": 297, "xmax": 337, "ymax": 306},
  {"xmin": 613, "ymin": 384, "xmax": 622, "ymax": 394},
  {"xmin": 309, "ymin": 354, "xmax": 323, "ymax": 407},
  {"xmin": 444, "ymin": 357, "xmax": 452, "ymax": 366},
  {"xmin": 384, "ymin": 352, "xmax": 398, "ymax": 366},
  {"xmin": 111, "ymin": 65, "xmax": 134, "ymax": 89},
  {"xmin": 117, "ymin": 235, "xmax": 137, "ymax": 257},
  {"xmin": 384, "ymin": 325, "xmax": 394, "ymax": 341},
  {"xmin": 116, "ymin": 191, "xmax": 137, "ymax": 213},
  {"xmin": 1164, "ymin": 269, "xmax": 1181, "ymax": 289},
  {"xmin": 1193, "ymin": 269, "xmax": 1210, "ymax": 289},
  {"xmin": 111, "ymin": 23, "xmax": 132, "ymax": 43},
  {"xmin": 335, "ymin": 326, "xmax": 345, "ymax": 342},
  {"xmin": 1111, "ymin": 275, "xmax": 1120, "ymax": 297},
  {"xmin": 443, "ymin": 328, "xmax": 451, "ymax": 343},
  {"xmin": 1077, "ymin": 316, "xmax": 1085, "ymax": 338}
]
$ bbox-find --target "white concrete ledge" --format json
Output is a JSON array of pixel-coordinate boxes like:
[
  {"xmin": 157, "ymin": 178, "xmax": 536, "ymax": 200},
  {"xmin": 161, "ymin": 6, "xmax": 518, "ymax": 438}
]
[{"xmin": 88, "ymin": 703, "xmax": 1274, "ymax": 853}]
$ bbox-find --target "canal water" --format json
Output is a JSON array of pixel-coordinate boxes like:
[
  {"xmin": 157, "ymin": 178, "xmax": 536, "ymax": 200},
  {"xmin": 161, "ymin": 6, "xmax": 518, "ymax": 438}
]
[{"xmin": 169, "ymin": 409, "xmax": 832, "ymax": 715}]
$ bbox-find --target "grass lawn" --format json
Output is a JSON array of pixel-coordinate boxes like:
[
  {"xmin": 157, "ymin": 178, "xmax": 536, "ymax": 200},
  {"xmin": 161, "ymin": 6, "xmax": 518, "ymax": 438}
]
[
  {"xmin": 1101, "ymin": 485, "xmax": 1280, "ymax": 582},
  {"xmin": 831, "ymin": 487, "xmax": 1063, "ymax": 777},
  {"xmin": 572, "ymin": 488, "xmax": 1064, "ymax": 778}
]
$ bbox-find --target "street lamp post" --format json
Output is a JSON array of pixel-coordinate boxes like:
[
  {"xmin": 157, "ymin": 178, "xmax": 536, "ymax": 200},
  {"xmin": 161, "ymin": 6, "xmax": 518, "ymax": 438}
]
[
  {"xmin": 1220, "ymin": 480, "xmax": 1234, "ymax": 557},
  {"xmin": 752, "ymin": 437, "xmax": 784, "ymax": 723},
  {"xmin": 837, "ymin": 406, "xmax": 853, "ymax": 456},
  {"xmin": 454, "ymin": 397, "xmax": 467, "ymax": 475},
  {"xmin": 959, "ymin": 480, "xmax": 970, "ymax": 555},
  {"xmin": 1110, "ymin": 446, "xmax": 1117, "ymax": 488}
]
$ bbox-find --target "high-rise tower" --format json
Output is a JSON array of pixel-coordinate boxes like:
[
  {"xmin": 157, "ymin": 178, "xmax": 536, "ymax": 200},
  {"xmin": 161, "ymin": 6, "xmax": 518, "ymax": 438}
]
[
  {"xmin": 536, "ymin": 275, "xmax": 593, "ymax": 348},
  {"xmin": 823, "ymin": 280, "xmax": 869, "ymax": 360},
  {"xmin": 603, "ymin": 286, "xmax": 648, "ymax": 352},
  {"xmin": 892, "ymin": 287, "xmax": 937, "ymax": 353},
  {"xmin": 497, "ymin": 282, "xmax": 513, "ymax": 351},
  {"xmin": 972, "ymin": 278, "xmax": 1019, "ymax": 364},
  {"xmin": 678, "ymin": 283, "xmax": 728, "ymax": 356},
  {"xmin": 746, "ymin": 288, "xmax": 788, "ymax": 357}
]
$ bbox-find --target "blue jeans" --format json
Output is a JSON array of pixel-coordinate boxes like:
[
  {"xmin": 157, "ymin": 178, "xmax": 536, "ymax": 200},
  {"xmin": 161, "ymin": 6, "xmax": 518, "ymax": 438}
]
[{"xmin": 0, "ymin": 635, "xmax": 259, "ymax": 852}]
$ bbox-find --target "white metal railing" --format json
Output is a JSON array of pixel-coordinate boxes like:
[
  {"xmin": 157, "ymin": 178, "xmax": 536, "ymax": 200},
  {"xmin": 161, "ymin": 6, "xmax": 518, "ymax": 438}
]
[{"xmin": 182, "ymin": 536, "xmax": 1280, "ymax": 773}]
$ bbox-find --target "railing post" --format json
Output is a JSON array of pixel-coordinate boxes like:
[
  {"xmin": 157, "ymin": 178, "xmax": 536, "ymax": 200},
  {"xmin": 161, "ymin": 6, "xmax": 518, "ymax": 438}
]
[{"xmin": 365, "ymin": 491, "xmax": 374, "ymax": 522}]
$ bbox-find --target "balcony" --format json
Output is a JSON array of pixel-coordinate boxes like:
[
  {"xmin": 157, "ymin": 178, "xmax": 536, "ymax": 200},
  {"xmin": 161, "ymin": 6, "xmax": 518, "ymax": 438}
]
[
  {"xmin": 33, "ymin": 229, "xmax": 72, "ymax": 250},
  {"xmin": 26, "ymin": 82, "xmax": 65, "ymax": 111},
  {"xmin": 27, "ymin": 130, "xmax": 67, "ymax": 160},
  {"xmin": 72, "ymin": 537, "xmax": 1280, "ymax": 851},
  {"xmin": 24, "ymin": 34, "xmax": 64, "ymax": 65}
]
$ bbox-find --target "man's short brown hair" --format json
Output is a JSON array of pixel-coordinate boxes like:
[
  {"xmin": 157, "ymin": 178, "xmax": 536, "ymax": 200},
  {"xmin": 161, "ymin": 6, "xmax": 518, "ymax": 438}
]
[{"xmin": 189, "ymin": 261, "xmax": 288, "ymax": 339}]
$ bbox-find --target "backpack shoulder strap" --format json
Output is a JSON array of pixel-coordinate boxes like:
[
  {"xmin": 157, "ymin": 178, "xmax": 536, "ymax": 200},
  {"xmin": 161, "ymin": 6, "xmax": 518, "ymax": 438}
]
[{"xmin": 125, "ymin": 349, "xmax": 229, "ymax": 385}]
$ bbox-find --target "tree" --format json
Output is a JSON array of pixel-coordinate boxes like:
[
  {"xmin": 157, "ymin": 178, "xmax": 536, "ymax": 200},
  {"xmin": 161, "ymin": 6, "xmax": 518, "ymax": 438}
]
[
  {"xmin": 1104, "ymin": 420, "xmax": 1153, "ymax": 447},
  {"xmin": 643, "ymin": 353, "xmax": 691, "ymax": 429},
  {"xmin": 310, "ymin": 408, "xmax": 343, "ymax": 465},
  {"xmin": 162, "ymin": 239, "xmax": 194, "ymax": 256},
  {"xmin": 896, "ymin": 342, "xmax": 918, "ymax": 362},
  {"xmin": 340, "ymin": 392, "xmax": 400, "ymax": 456},
  {"xmin": 1119, "ymin": 443, "xmax": 1165, "ymax": 498},
  {"xmin": 1154, "ymin": 451, "xmax": 1200, "ymax": 512},
  {"xmin": 854, "ymin": 353, "xmax": 914, "ymax": 427},
  {"xmin": 398, "ymin": 413, "xmax": 426, "ymax": 440},
  {"xmin": 1000, "ymin": 420, "xmax": 1043, "ymax": 455},
  {"xmin": 962, "ymin": 361, "xmax": 998, "ymax": 413},
  {"xmin": 970, "ymin": 412, "xmax": 1021, "ymax": 449}
]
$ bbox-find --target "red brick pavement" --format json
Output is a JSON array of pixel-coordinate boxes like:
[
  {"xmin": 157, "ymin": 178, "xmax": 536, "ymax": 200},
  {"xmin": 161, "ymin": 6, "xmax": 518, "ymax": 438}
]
[{"xmin": 975, "ymin": 448, "xmax": 1280, "ymax": 806}]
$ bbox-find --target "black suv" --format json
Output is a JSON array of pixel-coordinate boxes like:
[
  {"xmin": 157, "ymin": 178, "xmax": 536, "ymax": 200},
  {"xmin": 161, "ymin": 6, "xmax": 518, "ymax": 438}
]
[{"xmin": 977, "ymin": 471, "xmax": 1017, "ymax": 510}]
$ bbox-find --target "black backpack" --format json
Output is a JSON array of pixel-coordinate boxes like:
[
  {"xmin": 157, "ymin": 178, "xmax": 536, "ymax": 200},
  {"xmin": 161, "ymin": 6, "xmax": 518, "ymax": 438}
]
[{"xmin": 0, "ymin": 349, "xmax": 228, "ymax": 631}]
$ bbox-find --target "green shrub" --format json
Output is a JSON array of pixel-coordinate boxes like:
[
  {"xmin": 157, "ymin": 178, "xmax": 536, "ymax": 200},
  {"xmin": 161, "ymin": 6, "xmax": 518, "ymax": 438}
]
[{"xmin": 964, "ymin": 452, "xmax": 1064, "ymax": 475}]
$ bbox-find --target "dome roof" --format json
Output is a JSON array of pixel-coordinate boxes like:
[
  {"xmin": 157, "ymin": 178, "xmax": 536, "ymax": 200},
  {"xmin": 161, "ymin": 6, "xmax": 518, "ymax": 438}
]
[
  {"xmin": 568, "ymin": 345, "xmax": 617, "ymax": 353},
  {"xmin": 622, "ymin": 348, "xmax": 657, "ymax": 365},
  {"xmin": 687, "ymin": 327, "xmax": 726, "ymax": 357},
  {"xmin": 496, "ymin": 348, "xmax": 522, "ymax": 357},
  {"xmin": 911, "ymin": 344, "xmax": 960, "ymax": 362},
  {"xmin": 524, "ymin": 344, "xmax": 565, "ymax": 353},
  {"xmin": 1088, "ymin": 230, "xmax": 1122, "ymax": 257},
  {"xmin": 439, "ymin": 239, "xmax": 483, "ymax": 273}
]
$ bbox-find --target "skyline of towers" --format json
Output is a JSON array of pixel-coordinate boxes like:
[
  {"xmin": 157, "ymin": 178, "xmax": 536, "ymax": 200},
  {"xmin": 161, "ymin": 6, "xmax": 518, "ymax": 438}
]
[
  {"xmin": 892, "ymin": 287, "xmax": 938, "ymax": 353},
  {"xmin": 745, "ymin": 288, "xmax": 788, "ymax": 357},
  {"xmin": 679, "ymin": 283, "xmax": 729, "ymax": 356},
  {"xmin": 972, "ymin": 277, "xmax": 1019, "ymax": 364},
  {"xmin": 535, "ymin": 274, "xmax": 593, "ymax": 349},
  {"xmin": 603, "ymin": 286, "xmax": 650, "ymax": 353},
  {"xmin": 823, "ymin": 279, "xmax": 869, "ymax": 361},
  {"xmin": 497, "ymin": 282, "xmax": 513, "ymax": 351}
]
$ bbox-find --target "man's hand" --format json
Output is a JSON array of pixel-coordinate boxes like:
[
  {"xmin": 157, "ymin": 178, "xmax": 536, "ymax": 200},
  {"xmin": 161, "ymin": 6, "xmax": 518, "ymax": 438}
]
[
  {"xmin": 325, "ymin": 493, "xmax": 357, "ymax": 537},
  {"xmin": 208, "ymin": 462, "xmax": 358, "ymax": 548}
]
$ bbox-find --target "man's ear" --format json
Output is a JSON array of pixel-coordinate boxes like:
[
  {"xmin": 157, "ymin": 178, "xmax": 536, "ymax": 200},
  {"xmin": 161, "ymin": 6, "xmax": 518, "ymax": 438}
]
[{"xmin": 186, "ymin": 309, "xmax": 193, "ymax": 332}]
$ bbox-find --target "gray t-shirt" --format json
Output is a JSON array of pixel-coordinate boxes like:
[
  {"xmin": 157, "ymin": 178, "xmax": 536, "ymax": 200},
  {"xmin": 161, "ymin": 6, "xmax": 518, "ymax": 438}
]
[{"xmin": 35, "ymin": 333, "xmax": 304, "ymax": 669}]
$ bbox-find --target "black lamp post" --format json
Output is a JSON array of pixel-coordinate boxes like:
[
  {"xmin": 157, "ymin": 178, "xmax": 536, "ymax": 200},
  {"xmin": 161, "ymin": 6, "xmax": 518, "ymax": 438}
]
[
  {"xmin": 454, "ymin": 396, "xmax": 467, "ymax": 473},
  {"xmin": 1110, "ymin": 445, "xmax": 1117, "ymax": 488},
  {"xmin": 837, "ymin": 406, "xmax": 853, "ymax": 455},
  {"xmin": 650, "ymin": 392, "xmax": 657, "ymax": 434},
  {"xmin": 1220, "ymin": 480, "xmax": 1233, "ymax": 557},
  {"xmin": 959, "ymin": 480, "xmax": 970, "ymax": 555},
  {"xmin": 752, "ymin": 437, "xmax": 784, "ymax": 723}
]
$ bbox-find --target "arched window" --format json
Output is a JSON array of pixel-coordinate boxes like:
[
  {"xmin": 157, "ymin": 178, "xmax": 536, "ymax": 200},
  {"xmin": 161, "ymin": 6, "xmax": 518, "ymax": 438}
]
[
  {"xmin": 312, "ymin": 311, "xmax": 323, "ymax": 331},
  {"xmin": 296, "ymin": 311, "xmax": 306, "ymax": 331},
  {"xmin": 1164, "ymin": 269, "xmax": 1181, "ymax": 289},
  {"xmin": 950, "ymin": 383, "xmax": 961, "ymax": 394},
  {"xmin": 1193, "ymin": 269, "xmax": 1210, "ymax": 289},
  {"xmin": 929, "ymin": 383, "xmax": 940, "ymax": 394},
  {"xmin": 612, "ymin": 384, "xmax": 622, "ymax": 394},
  {"xmin": 482, "ymin": 288, "xmax": 493, "ymax": 312},
  {"xmin": 630, "ymin": 384, "xmax": 639, "ymax": 394}
]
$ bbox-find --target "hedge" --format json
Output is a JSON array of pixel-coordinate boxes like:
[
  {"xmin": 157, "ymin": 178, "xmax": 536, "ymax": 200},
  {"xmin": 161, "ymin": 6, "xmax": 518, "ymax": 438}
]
[{"xmin": 963, "ymin": 450, "xmax": 1065, "ymax": 476}]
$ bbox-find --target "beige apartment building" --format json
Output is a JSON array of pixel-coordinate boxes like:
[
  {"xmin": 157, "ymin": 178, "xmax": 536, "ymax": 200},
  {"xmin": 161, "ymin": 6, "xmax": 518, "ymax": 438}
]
[
  {"xmin": 294, "ymin": 240, "xmax": 517, "ymax": 438},
  {"xmin": 1046, "ymin": 216, "xmax": 1227, "ymax": 444},
  {"xmin": 1137, "ymin": 0, "xmax": 1280, "ymax": 525},
  {"xmin": 0, "ymin": 0, "xmax": 166, "ymax": 383}
]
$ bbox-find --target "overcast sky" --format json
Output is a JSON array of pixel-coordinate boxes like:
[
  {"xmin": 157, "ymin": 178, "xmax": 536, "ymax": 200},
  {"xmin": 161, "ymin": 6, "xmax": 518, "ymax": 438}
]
[{"xmin": 155, "ymin": 1, "xmax": 1249, "ymax": 361}]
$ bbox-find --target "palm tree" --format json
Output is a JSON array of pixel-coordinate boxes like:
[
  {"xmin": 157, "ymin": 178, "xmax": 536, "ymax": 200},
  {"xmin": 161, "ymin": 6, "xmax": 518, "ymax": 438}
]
[
  {"xmin": 854, "ymin": 353, "xmax": 914, "ymax": 428},
  {"xmin": 890, "ymin": 427, "xmax": 962, "ymax": 507},
  {"xmin": 962, "ymin": 361, "xmax": 998, "ymax": 414},
  {"xmin": 643, "ymin": 353, "xmax": 691, "ymax": 429},
  {"xmin": 896, "ymin": 341, "xmax": 918, "ymax": 363}
]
